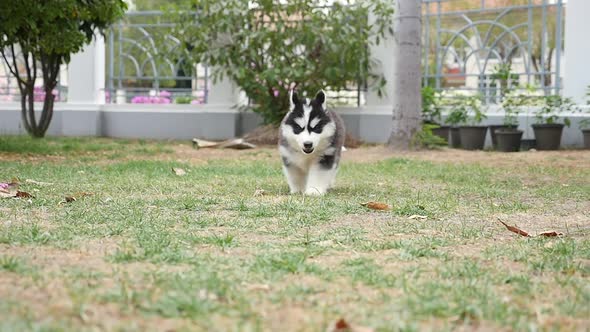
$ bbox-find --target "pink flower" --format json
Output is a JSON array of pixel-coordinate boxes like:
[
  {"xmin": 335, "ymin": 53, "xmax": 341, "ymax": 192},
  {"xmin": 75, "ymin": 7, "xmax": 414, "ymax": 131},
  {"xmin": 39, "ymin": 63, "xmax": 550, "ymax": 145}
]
[
  {"xmin": 130, "ymin": 93, "xmax": 172, "ymax": 104},
  {"xmin": 191, "ymin": 99, "xmax": 203, "ymax": 105},
  {"xmin": 131, "ymin": 95, "xmax": 148, "ymax": 103},
  {"xmin": 33, "ymin": 87, "xmax": 59, "ymax": 101}
]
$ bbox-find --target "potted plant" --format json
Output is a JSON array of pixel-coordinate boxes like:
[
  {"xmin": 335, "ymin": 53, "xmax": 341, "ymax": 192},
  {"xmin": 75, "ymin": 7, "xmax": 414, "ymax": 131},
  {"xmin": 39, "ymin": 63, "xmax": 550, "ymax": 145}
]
[
  {"xmin": 444, "ymin": 104, "xmax": 467, "ymax": 148},
  {"xmin": 422, "ymin": 86, "xmax": 448, "ymax": 142},
  {"xmin": 495, "ymin": 98, "xmax": 522, "ymax": 152},
  {"xmin": 532, "ymin": 95, "xmax": 577, "ymax": 150},
  {"xmin": 458, "ymin": 96, "xmax": 488, "ymax": 150},
  {"xmin": 580, "ymin": 119, "xmax": 590, "ymax": 149},
  {"xmin": 490, "ymin": 94, "xmax": 518, "ymax": 148}
]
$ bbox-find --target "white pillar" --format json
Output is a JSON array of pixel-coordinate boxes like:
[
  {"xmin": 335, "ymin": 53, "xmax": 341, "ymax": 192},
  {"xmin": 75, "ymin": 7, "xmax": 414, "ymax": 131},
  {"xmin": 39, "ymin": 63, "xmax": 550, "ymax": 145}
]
[
  {"xmin": 364, "ymin": 13, "xmax": 395, "ymax": 112},
  {"xmin": 563, "ymin": 0, "xmax": 590, "ymax": 104},
  {"xmin": 67, "ymin": 35, "xmax": 105, "ymax": 104},
  {"xmin": 206, "ymin": 74, "xmax": 240, "ymax": 106}
]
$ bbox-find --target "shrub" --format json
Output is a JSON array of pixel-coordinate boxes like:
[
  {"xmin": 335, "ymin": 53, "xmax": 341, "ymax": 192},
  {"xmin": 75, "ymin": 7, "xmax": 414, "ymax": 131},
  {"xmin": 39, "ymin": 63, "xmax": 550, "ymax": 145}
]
[
  {"xmin": 535, "ymin": 95, "xmax": 578, "ymax": 127},
  {"xmin": 166, "ymin": 0, "xmax": 394, "ymax": 124},
  {"xmin": 421, "ymin": 86, "xmax": 442, "ymax": 125}
]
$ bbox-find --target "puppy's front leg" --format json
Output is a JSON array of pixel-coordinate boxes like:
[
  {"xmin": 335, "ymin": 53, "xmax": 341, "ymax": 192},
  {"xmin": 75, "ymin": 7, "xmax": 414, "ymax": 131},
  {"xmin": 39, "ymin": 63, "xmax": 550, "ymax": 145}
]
[
  {"xmin": 304, "ymin": 164, "xmax": 337, "ymax": 196},
  {"xmin": 282, "ymin": 164, "xmax": 306, "ymax": 194}
]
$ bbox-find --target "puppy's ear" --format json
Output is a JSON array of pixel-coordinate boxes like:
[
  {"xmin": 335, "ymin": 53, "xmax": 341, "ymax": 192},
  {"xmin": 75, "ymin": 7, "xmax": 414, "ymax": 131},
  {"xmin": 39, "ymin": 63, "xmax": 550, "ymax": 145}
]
[
  {"xmin": 315, "ymin": 90, "xmax": 326, "ymax": 110},
  {"xmin": 289, "ymin": 89, "xmax": 300, "ymax": 111}
]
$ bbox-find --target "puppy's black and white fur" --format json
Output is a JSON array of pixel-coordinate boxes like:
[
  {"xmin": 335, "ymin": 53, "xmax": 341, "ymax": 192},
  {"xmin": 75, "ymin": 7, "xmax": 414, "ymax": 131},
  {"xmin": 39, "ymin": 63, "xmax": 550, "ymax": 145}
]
[{"xmin": 279, "ymin": 90, "xmax": 345, "ymax": 196}]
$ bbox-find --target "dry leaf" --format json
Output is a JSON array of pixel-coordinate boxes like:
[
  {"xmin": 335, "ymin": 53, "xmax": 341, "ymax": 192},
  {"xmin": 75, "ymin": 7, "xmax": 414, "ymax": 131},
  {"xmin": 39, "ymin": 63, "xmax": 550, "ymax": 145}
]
[
  {"xmin": 60, "ymin": 192, "xmax": 93, "ymax": 205},
  {"xmin": 498, "ymin": 220, "xmax": 563, "ymax": 238},
  {"xmin": 0, "ymin": 182, "xmax": 31, "ymax": 199},
  {"xmin": 538, "ymin": 231, "xmax": 563, "ymax": 237},
  {"xmin": 15, "ymin": 191, "xmax": 33, "ymax": 198},
  {"xmin": 63, "ymin": 196, "xmax": 76, "ymax": 203},
  {"xmin": 360, "ymin": 202, "xmax": 390, "ymax": 211},
  {"xmin": 333, "ymin": 319, "xmax": 351, "ymax": 331},
  {"xmin": 0, "ymin": 190, "xmax": 15, "ymax": 198},
  {"xmin": 408, "ymin": 214, "xmax": 428, "ymax": 220},
  {"xmin": 327, "ymin": 318, "xmax": 373, "ymax": 332},
  {"xmin": 1, "ymin": 182, "xmax": 18, "ymax": 190},
  {"xmin": 172, "ymin": 167, "xmax": 187, "ymax": 176},
  {"xmin": 253, "ymin": 189, "xmax": 266, "ymax": 197},
  {"xmin": 498, "ymin": 220, "xmax": 530, "ymax": 237},
  {"xmin": 25, "ymin": 179, "xmax": 54, "ymax": 186}
]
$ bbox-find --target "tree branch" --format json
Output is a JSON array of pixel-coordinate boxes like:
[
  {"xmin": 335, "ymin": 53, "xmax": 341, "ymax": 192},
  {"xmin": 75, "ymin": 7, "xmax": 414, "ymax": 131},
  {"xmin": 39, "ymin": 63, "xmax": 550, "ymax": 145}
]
[{"xmin": 0, "ymin": 47, "xmax": 24, "ymax": 86}]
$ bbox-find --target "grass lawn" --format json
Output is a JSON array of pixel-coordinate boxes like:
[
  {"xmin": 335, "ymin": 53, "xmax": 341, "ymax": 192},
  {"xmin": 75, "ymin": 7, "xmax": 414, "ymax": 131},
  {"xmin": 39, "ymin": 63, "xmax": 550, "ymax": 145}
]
[{"xmin": 1, "ymin": 136, "xmax": 589, "ymax": 331}]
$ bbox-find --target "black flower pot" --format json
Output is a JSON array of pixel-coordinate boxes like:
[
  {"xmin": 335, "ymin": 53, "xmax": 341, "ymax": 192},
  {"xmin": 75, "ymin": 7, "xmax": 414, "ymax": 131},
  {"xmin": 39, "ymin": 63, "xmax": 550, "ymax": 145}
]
[
  {"xmin": 458, "ymin": 126, "xmax": 488, "ymax": 150},
  {"xmin": 431, "ymin": 126, "xmax": 450, "ymax": 142},
  {"xmin": 521, "ymin": 139, "xmax": 536, "ymax": 150},
  {"xmin": 583, "ymin": 129, "xmax": 590, "ymax": 149},
  {"xmin": 495, "ymin": 129, "xmax": 523, "ymax": 152},
  {"xmin": 489, "ymin": 125, "xmax": 516, "ymax": 149},
  {"xmin": 449, "ymin": 127, "xmax": 461, "ymax": 148},
  {"xmin": 532, "ymin": 124, "xmax": 564, "ymax": 150}
]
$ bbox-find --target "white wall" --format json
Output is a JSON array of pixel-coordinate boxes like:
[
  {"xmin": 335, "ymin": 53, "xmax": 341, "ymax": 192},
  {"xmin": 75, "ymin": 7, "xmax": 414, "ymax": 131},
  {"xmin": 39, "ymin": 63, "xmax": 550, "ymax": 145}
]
[{"xmin": 563, "ymin": 0, "xmax": 590, "ymax": 103}]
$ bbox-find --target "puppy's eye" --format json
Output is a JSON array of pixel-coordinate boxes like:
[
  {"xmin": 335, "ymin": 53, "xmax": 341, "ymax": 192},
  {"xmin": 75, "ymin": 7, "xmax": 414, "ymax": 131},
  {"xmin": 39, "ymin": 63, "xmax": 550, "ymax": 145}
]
[{"xmin": 292, "ymin": 124, "xmax": 304, "ymax": 134}]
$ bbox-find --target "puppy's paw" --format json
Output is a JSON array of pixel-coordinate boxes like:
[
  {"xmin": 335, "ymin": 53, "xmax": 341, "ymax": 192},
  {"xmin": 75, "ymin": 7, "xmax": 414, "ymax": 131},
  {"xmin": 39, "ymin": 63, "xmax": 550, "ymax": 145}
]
[{"xmin": 304, "ymin": 187, "xmax": 326, "ymax": 196}]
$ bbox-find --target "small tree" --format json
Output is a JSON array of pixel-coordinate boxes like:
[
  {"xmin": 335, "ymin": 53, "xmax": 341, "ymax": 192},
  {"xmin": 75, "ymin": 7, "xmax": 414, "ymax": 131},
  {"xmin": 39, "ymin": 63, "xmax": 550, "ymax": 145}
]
[
  {"xmin": 0, "ymin": 0, "xmax": 127, "ymax": 138},
  {"xmin": 167, "ymin": 0, "xmax": 394, "ymax": 124}
]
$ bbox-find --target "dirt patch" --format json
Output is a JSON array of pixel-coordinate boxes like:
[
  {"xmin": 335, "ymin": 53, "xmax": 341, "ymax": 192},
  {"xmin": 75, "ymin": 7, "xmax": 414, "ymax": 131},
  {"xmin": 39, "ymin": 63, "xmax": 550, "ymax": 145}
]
[{"xmin": 168, "ymin": 145, "xmax": 590, "ymax": 169}]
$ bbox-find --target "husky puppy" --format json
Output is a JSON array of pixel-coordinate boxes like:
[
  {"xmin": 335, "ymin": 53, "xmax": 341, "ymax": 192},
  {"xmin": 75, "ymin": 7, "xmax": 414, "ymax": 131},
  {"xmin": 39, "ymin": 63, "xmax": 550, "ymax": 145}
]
[{"xmin": 278, "ymin": 90, "xmax": 345, "ymax": 196}]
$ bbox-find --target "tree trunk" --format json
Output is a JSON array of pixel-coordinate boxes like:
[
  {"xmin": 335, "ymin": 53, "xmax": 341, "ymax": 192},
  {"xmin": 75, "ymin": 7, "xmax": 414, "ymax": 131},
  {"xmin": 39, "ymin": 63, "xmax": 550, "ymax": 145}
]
[{"xmin": 387, "ymin": 0, "xmax": 422, "ymax": 150}]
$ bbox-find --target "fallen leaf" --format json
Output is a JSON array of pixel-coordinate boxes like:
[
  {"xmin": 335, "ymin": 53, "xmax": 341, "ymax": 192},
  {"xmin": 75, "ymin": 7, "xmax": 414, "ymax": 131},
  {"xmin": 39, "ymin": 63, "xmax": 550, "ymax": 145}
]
[
  {"xmin": 0, "ymin": 182, "xmax": 30, "ymax": 199},
  {"xmin": 1, "ymin": 181, "xmax": 18, "ymax": 190},
  {"xmin": 498, "ymin": 220, "xmax": 530, "ymax": 237},
  {"xmin": 63, "ymin": 196, "xmax": 76, "ymax": 203},
  {"xmin": 327, "ymin": 318, "xmax": 374, "ymax": 332},
  {"xmin": 253, "ymin": 189, "xmax": 266, "ymax": 197},
  {"xmin": 408, "ymin": 214, "xmax": 428, "ymax": 220},
  {"xmin": 361, "ymin": 202, "xmax": 391, "ymax": 211},
  {"xmin": 60, "ymin": 192, "xmax": 93, "ymax": 205},
  {"xmin": 25, "ymin": 179, "xmax": 54, "ymax": 186},
  {"xmin": 334, "ymin": 319, "xmax": 351, "ymax": 331},
  {"xmin": 538, "ymin": 231, "xmax": 563, "ymax": 237},
  {"xmin": 498, "ymin": 220, "xmax": 563, "ymax": 238},
  {"xmin": 172, "ymin": 167, "xmax": 187, "ymax": 176},
  {"xmin": 15, "ymin": 191, "xmax": 33, "ymax": 198}
]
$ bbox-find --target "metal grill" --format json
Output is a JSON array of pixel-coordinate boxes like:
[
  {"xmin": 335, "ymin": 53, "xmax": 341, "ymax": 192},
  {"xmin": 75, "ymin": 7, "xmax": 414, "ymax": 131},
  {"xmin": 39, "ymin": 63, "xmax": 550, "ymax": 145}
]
[
  {"xmin": 422, "ymin": 0, "xmax": 565, "ymax": 104},
  {"xmin": 0, "ymin": 48, "xmax": 68, "ymax": 103},
  {"xmin": 106, "ymin": 11, "xmax": 209, "ymax": 104}
]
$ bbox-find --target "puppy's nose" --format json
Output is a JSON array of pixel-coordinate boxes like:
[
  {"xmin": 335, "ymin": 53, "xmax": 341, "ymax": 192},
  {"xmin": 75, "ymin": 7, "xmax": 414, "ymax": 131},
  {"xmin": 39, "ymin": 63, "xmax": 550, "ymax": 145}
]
[{"xmin": 303, "ymin": 142, "xmax": 313, "ymax": 150}]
